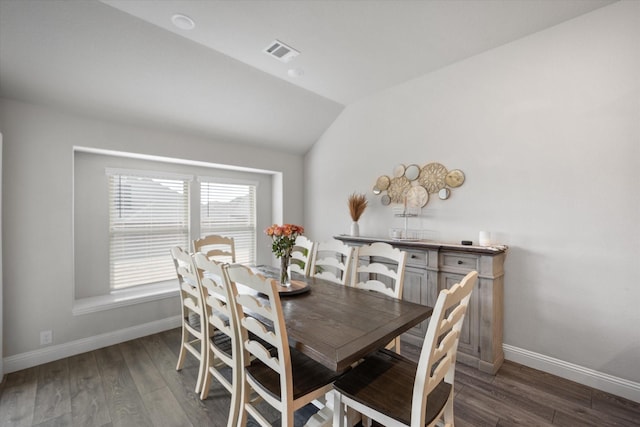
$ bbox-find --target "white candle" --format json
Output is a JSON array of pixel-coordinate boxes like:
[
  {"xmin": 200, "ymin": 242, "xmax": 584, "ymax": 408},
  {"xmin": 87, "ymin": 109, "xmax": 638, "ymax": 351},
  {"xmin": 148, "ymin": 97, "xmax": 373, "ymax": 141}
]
[{"xmin": 479, "ymin": 231, "xmax": 491, "ymax": 246}]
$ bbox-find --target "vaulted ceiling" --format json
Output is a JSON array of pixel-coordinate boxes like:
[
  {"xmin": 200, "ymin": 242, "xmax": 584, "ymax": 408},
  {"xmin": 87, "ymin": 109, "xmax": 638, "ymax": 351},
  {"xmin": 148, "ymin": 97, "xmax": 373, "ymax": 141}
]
[{"xmin": 0, "ymin": 0, "xmax": 615, "ymax": 153}]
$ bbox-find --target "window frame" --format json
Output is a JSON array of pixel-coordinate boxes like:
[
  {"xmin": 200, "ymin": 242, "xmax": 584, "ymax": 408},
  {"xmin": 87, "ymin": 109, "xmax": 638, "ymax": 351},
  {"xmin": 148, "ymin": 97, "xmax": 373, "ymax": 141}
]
[
  {"xmin": 72, "ymin": 147, "xmax": 275, "ymax": 316},
  {"xmin": 197, "ymin": 176, "xmax": 258, "ymax": 265},
  {"xmin": 106, "ymin": 168, "xmax": 192, "ymax": 290}
]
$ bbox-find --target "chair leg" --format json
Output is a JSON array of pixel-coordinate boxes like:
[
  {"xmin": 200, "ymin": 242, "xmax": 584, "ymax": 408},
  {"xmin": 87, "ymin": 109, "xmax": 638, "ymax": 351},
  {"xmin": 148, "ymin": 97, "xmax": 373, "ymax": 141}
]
[
  {"xmin": 333, "ymin": 391, "xmax": 345, "ymax": 427},
  {"xmin": 199, "ymin": 348, "xmax": 212, "ymax": 399},
  {"xmin": 226, "ymin": 367, "xmax": 241, "ymax": 427},
  {"xmin": 442, "ymin": 390, "xmax": 454, "ymax": 427},
  {"xmin": 282, "ymin": 408, "xmax": 295, "ymax": 427},
  {"xmin": 176, "ymin": 323, "xmax": 188, "ymax": 371},
  {"xmin": 237, "ymin": 407, "xmax": 248, "ymax": 427},
  {"xmin": 195, "ymin": 334, "xmax": 208, "ymax": 393},
  {"xmin": 236, "ymin": 376, "xmax": 251, "ymax": 427}
]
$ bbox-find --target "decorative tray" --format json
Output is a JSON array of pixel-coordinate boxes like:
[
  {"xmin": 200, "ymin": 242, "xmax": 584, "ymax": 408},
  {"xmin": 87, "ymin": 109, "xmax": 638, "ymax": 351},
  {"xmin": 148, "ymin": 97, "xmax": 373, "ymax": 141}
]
[
  {"xmin": 276, "ymin": 280, "xmax": 310, "ymax": 296},
  {"xmin": 390, "ymin": 237, "xmax": 422, "ymax": 242},
  {"xmin": 389, "ymin": 228, "xmax": 424, "ymax": 241},
  {"xmin": 252, "ymin": 266, "xmax": 310, "ymax": 296}
]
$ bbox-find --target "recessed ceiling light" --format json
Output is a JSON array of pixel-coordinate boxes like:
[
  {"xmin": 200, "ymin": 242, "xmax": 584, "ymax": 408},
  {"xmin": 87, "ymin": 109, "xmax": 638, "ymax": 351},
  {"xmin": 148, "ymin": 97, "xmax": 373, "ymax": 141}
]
[
  {"xmin": 287, "ymin": 68, "xmax": 304, "ymax": 78},
  {"xmin": 171, "ymin": 13, "xmax": 195, "ymax": 30}
]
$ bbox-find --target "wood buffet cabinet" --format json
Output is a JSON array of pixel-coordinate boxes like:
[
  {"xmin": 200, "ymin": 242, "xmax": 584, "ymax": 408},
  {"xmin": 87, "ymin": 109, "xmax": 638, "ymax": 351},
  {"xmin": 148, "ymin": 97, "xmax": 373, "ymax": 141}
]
[{"xmin": 335, "ymin": 235, "xmax": 507, "ymax": 374}]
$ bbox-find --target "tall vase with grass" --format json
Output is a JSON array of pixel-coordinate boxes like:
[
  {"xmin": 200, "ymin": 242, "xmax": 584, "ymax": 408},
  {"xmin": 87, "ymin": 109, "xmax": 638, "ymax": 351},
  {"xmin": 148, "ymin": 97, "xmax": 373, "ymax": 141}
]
[{"xmin": 348, "ymin": 193, "xmax": 367, "ymax": 237}]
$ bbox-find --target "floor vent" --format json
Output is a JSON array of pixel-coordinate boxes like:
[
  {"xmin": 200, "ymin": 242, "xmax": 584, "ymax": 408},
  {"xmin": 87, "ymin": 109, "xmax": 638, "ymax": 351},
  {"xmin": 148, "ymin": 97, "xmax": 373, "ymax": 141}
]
[{"xmin": 263, "ymin": 40, "xmax": 299, "ymax": 63}]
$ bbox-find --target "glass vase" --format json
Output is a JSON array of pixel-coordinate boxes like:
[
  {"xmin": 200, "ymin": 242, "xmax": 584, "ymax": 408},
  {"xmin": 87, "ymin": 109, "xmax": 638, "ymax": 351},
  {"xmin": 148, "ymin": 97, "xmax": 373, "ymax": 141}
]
[{"xmin": 280, "ymin": 252, "xmax": 291, "ymax": 287}]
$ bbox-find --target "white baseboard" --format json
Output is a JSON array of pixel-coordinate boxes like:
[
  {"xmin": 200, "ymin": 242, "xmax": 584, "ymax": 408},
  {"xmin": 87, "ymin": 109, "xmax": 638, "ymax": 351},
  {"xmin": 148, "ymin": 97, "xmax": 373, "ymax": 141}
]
[
  {"xmin": 503, "ymin": 344, "xmax": 640, "ymax": 403},
  {"xmin": 3, "ymin": 316, "xmax": 181, "ymax": 374},
  {"xmin": 4, "ymin": 323, "xmax": 638, "ymax": 404}
]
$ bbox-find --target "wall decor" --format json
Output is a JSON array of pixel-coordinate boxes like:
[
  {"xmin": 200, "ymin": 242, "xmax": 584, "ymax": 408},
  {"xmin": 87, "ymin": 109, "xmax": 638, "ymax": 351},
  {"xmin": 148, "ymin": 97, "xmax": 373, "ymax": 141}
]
[
  {"xmin": 404, "ymin": 164, "xmax": 421, "ymax": 181},
  {"xmin": 406, "ymin": 186, "xmax": 428, "ymax": 207},
  {"xmin": 438, "ymin": 188, "xmax": 451, "ymax": 200},
  {"xmin": 418, "ymin": 162, "xmax": 448, "ymax": 194},
  {"xmin": 387, "ymin": 176, "xmax": 411, "ymax": 203},
  {"xmin": 373, "ymin": 162, "xmax": 465, "ymax": 208},
  {"xmin": 375, "ymin": 175, "xmax": 390, "ymax": 191},
  {"xmin": 445, "ymin": 169, "xmax": 465, "ymax": 187}
]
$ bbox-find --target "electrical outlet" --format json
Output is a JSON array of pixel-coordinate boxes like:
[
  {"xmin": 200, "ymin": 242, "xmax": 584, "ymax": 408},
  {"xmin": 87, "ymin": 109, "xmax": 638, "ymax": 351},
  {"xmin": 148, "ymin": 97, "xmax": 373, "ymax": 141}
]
[{"xmin": 40, "ymin": 330, "xmax": 52, "ymax": 345}]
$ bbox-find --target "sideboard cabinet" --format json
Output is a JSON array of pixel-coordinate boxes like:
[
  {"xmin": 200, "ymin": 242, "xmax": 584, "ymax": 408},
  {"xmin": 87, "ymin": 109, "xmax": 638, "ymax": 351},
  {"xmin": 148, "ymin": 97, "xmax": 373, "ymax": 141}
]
[{"xmin": 335, "ymin": 235, "xmax": 507, "ymax": 374}]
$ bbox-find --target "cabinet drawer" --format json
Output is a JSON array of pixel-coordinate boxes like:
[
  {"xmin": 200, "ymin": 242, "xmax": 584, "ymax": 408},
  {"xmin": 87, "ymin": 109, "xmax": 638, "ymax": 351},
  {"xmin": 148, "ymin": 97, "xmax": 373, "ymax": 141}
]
[
  {"xmin": 405, "ymin": 250, "xmax": 427, "ymax": 267},
  {"xmin": 441, "ymin": 253, "xmax": 478, "ymax": 271}
]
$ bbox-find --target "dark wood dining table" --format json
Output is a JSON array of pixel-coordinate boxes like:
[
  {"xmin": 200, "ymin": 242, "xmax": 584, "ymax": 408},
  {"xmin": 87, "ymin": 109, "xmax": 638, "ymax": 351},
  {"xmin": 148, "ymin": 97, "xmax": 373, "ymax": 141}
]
[{"xmin": 254, "ymin": 266, "xmax": 434, "ymax": 372}]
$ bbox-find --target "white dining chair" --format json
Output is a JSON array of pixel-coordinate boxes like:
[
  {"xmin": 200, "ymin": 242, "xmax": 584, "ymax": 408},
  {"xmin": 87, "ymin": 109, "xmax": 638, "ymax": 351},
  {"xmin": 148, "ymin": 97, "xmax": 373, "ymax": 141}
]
[
  {"xmin": 192, "ymin": 253, "xmax": 243, "ymax": 427},
  {"xmin": 170, "ymin": 246, "xmax": 207, "ymax": 393},
  {"xmin": 352, "ymin": 242, "xmax": 407, "ymax": 298},
  {"xmin": 352, "ymin": 242, "xmax": 407, "ymax": 353},
  {"xmin": 333, "ymin": 271, "xmax": 478, "ymax": 427},
  {"xmin": 192, "ymin": 255, "xmax": 234, "ymax": 390},
  {"xmin": 310, "ymin": 239, "xmax": 354, "ymax": 286},
  {"xmin": 289, "ymin": 235, "xmax": 315, "ymax": 277},
  {"xmin": 226, "ymin": 263, "xmax": 341, "ymax": 427},
  {"xmin": 193, "ymin": 234, "xmax": 236, "ymax": 263}
]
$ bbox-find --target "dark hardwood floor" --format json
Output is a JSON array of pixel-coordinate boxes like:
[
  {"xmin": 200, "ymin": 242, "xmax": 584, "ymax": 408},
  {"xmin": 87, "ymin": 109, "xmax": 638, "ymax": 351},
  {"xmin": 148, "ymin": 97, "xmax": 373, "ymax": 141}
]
[{"xmin": 0, "ymin": 328, "xmax": 638, "ymax": 426}]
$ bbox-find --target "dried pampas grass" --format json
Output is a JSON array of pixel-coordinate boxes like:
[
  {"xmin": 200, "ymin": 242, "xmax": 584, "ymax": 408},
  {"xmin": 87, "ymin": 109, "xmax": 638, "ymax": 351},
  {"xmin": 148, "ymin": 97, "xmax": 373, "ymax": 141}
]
[{"xmin": 348, "ymin": 193, "xmax": 368, "ymax": 222}]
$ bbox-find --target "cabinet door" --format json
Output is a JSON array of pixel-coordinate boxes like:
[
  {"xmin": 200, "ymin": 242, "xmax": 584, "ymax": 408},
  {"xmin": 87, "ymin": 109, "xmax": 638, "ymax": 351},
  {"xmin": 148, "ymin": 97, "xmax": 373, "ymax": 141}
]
[
  {"xmin": 403, "ymin": 266, "xmax": 429, "ymax": 338},
  {"xmin": 441, "ymin": 272, "xmax": 480, "ymax": 357}
]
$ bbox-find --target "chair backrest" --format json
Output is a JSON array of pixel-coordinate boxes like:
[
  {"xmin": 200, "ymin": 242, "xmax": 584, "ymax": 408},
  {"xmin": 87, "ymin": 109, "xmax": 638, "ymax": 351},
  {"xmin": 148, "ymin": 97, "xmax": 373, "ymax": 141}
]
[
  {"xmin": 289, "ymin": 235, "xmax": 315, "ymax": 277},
  {"xmin": 171, "ymin": 246, "xmax": 203, "ymax": 324},
  {"xmin": 225, "ymin": 263, "xmax": 295, "ymax": 426},
  {"xmin": 310, "ymin": 239, "xmax": 354, "ymax": 285},
  {"xmin": 193, "ymin": 252, "xmax": 238, "ymax": 365},
  {"xmin": 352, "ymin": 242, "xmax": 407, "ymax": 299},
  {"xmin": 411, "ymin": 270, "xmax": 477, "ymax": 427},
  {"xmin": 171, "ymin": 246, "xmax": 209, "ymax": 393},
  {"xmin": 193, "ymin": 234, "xmax": 236, "ymax": 263}
]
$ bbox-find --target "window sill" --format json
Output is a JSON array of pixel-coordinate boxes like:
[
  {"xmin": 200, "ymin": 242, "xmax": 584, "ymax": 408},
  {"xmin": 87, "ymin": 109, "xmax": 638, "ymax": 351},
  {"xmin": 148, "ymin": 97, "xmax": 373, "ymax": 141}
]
[{"xmin": 73, "ymin": 281, "xmax": 179, "ymax": 316}]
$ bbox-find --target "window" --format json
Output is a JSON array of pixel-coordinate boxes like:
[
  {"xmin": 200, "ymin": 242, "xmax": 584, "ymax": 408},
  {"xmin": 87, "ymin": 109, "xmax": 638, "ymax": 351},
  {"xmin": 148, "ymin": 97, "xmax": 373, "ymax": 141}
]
[
  {"xmin": 200, "ymin": 179, "xmax": 257, "ymax": 264},
  {"xmin": 106, "ymin": 170, "xmax": 257, "ymax": 291},
  {"xmin": 74, "ymin": 149, "xmax": 271, "ymax": 314},
  {"xmin": 108, "ymin": 169, "xmax": 190, "ymax": 289}
]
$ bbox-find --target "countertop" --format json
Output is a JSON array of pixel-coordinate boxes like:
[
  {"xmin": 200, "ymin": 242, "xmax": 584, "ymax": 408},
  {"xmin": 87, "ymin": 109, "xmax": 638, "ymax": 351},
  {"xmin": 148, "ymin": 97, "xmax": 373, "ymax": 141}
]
[{"xmin": 334, "ymin": 235, "xmax": 508, "ymax": 255}]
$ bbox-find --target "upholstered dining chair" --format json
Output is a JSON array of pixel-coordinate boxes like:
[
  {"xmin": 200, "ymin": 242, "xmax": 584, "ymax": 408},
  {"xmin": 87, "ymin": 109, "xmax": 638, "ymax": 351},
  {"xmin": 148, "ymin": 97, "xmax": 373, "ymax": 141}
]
[
  {"xmin": 171, "ymin": 246, "xmax": 207, "ymax": 393},
  {"xmin": 310, "ymin": 239, "xmax": 354, "ymax": 286},
  {"xmin": 352, "ymin": 242, "xmax": 407, "ymax": 352},
  {"xmin": 333, "ymin": 270, "xmax": 478, "ymax": 427},
  {"xmin": 193, "ymin": 234, "xmax": 236, "ymax": 263},
  {"xmin": 226, "ymin": 263, "xmax": 342, "ymax": 427},
  {"xmin": 289, "ymin": 235, "xmax": 315, "ymax": 277}
]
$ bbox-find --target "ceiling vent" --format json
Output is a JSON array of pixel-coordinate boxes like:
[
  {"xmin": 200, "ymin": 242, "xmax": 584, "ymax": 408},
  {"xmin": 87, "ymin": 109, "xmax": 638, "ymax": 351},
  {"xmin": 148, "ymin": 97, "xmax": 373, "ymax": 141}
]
[{"xmin": 263, "ymin": 40, "xmax": 300, "ymax": 63}]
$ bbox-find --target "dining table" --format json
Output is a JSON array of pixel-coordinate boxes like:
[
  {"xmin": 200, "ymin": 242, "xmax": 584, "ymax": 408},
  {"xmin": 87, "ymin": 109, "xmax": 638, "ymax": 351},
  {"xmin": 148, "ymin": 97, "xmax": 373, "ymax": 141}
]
[{"xmin": 253, "ymin": 265, "xmax": 434, "ymax": 372}]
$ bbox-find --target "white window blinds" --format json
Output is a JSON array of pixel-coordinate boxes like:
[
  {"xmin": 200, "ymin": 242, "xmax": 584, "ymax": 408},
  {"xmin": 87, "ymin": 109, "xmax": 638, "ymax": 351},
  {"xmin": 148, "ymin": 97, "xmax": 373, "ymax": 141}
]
[
  {"xmin": 108, "ymin": 170, "xmax": 190, "ymax": 289},
  {"xmin": 200, "ymin": 180, "xmax": 256, "ymax": 264}
]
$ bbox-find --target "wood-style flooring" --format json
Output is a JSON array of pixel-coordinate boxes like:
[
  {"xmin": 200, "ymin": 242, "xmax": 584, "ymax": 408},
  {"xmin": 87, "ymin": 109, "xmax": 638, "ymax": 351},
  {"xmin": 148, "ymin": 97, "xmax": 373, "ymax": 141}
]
[{"xmin": 0, "ymin": 328, "xmax": 638, "ymax": 426}]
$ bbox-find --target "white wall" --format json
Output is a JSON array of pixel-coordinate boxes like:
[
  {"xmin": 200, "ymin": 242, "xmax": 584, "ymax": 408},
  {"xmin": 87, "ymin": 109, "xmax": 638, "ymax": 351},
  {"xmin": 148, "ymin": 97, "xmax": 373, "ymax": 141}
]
[
  {"xmin": 0, "ymin": 98, "xmax": 305, "ymax": 364},
  {"xmin": 306, "ymin": 1, "xmax": 640, "ymax": 394}
]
